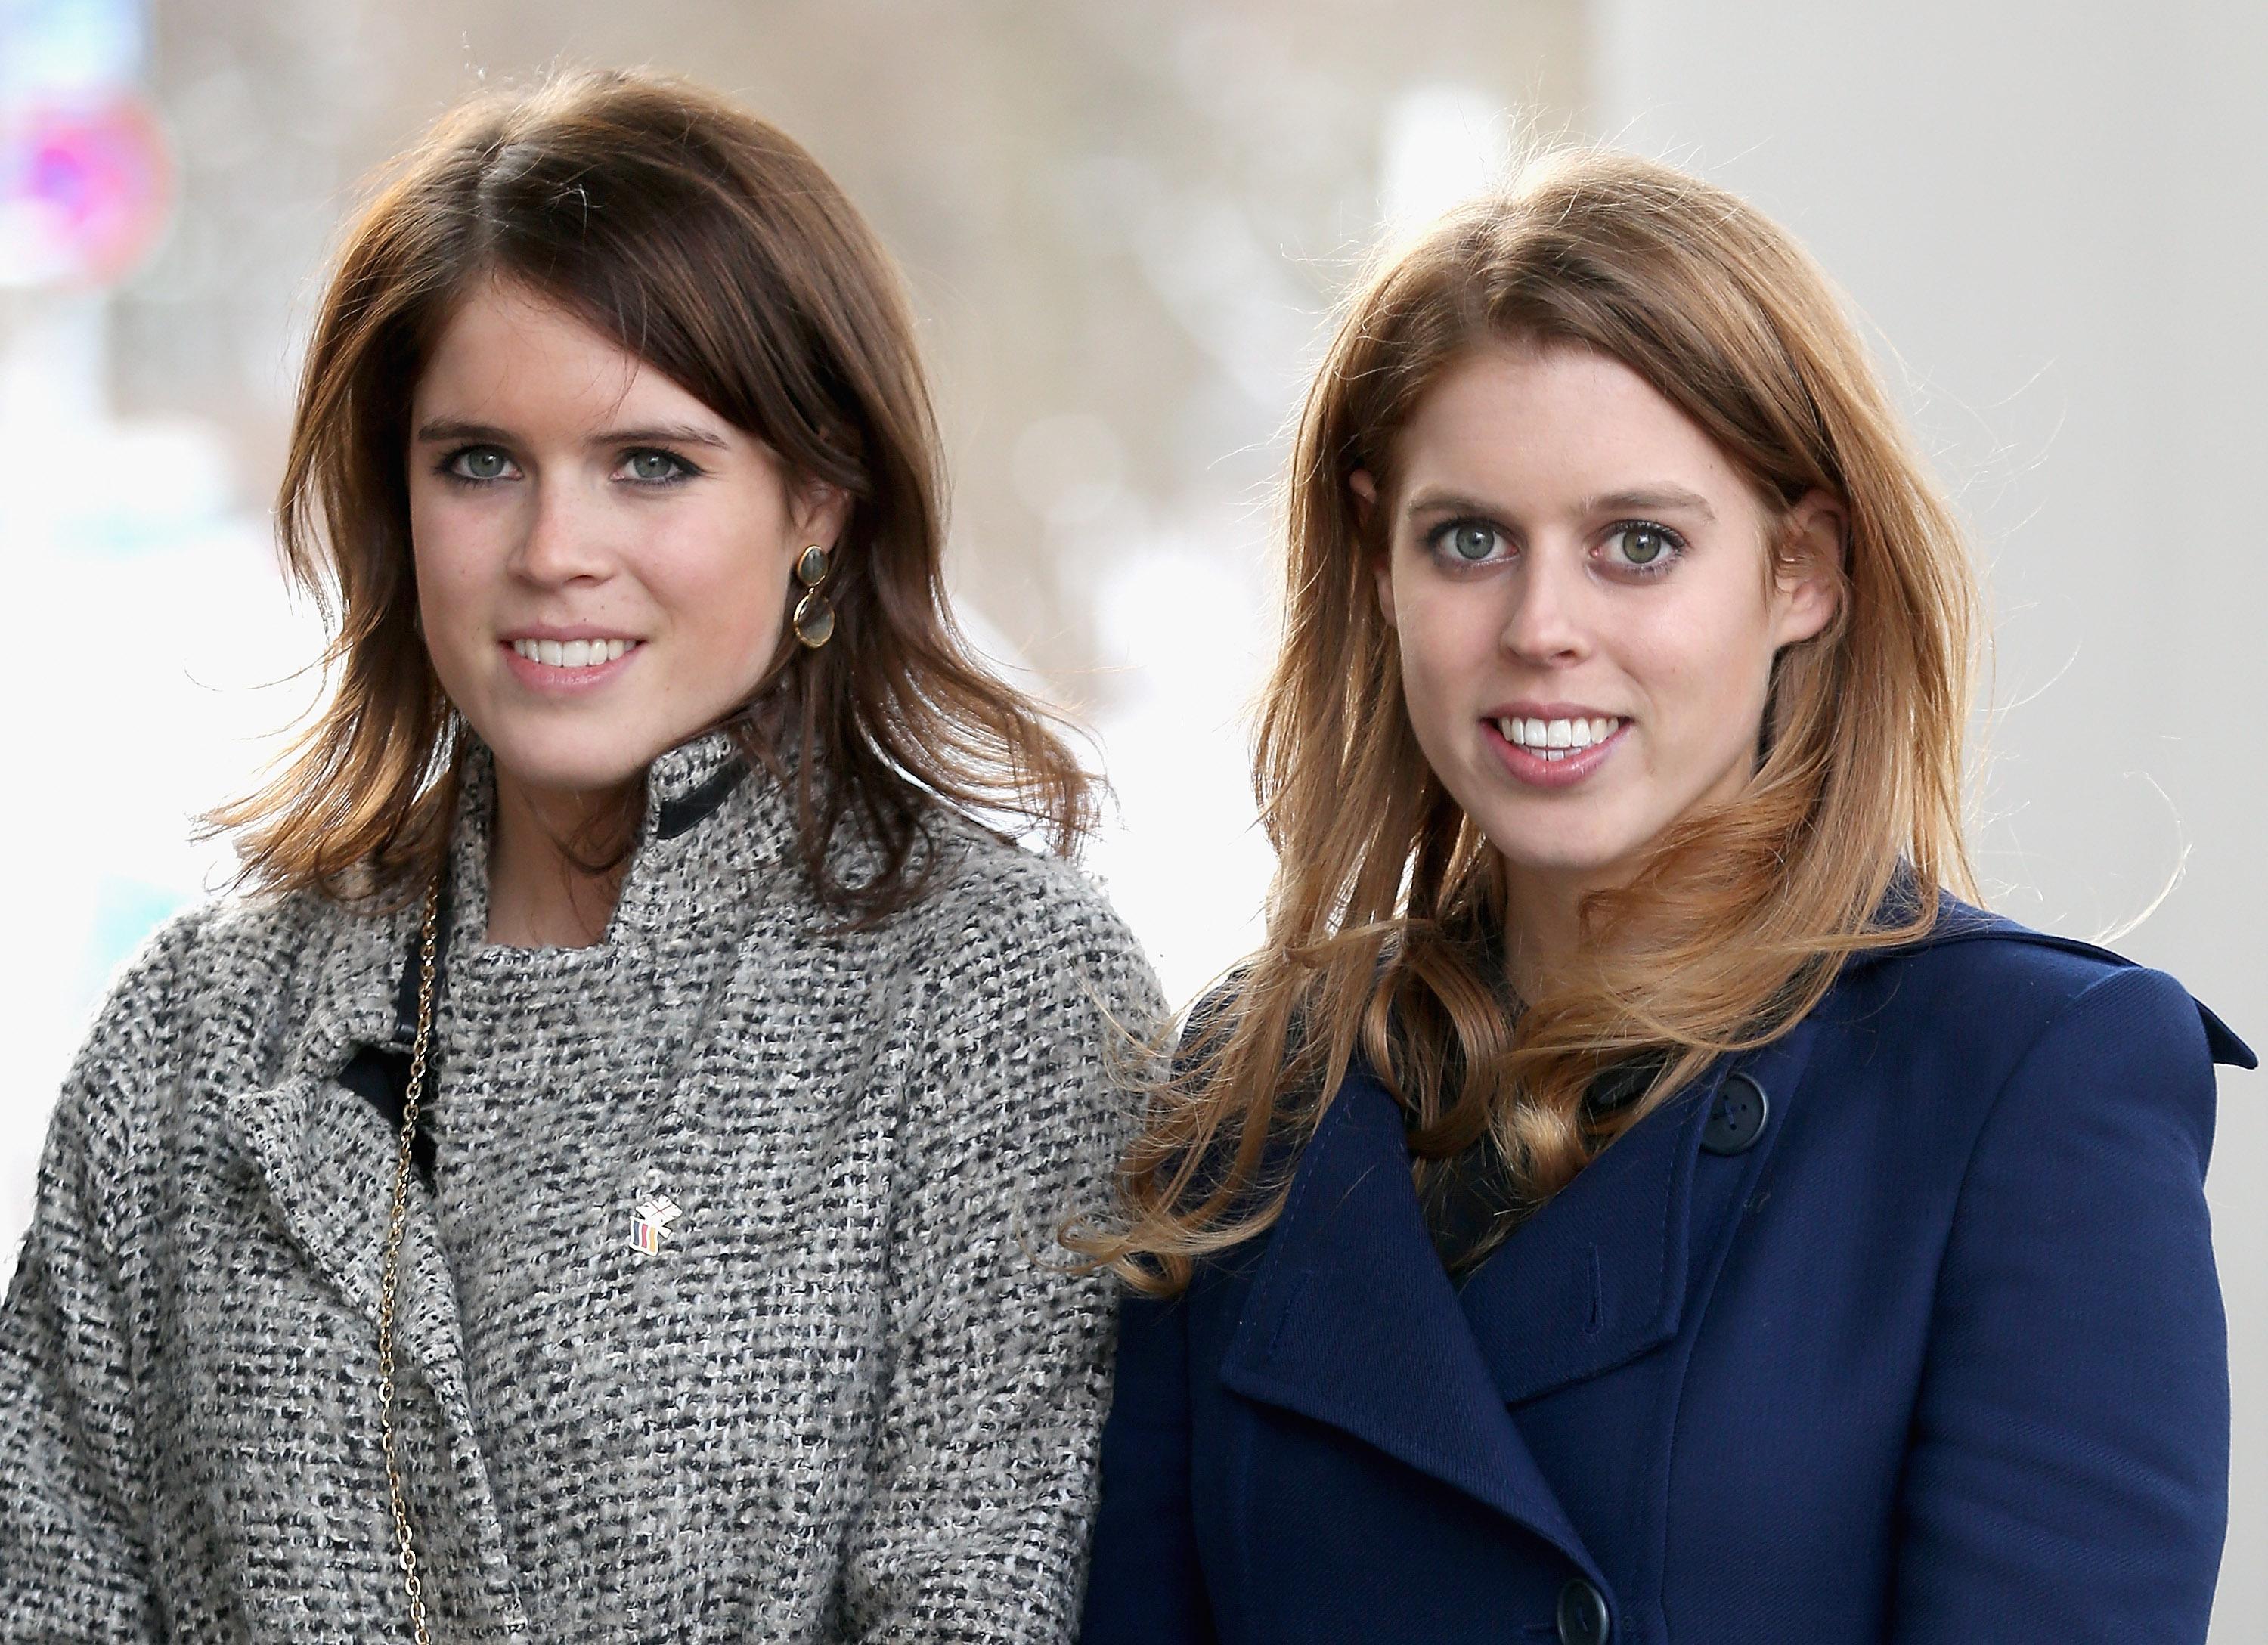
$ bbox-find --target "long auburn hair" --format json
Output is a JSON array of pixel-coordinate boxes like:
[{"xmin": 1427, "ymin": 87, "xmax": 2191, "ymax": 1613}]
[
  {"xmin": 1076, "ymin": 150, "xmax": 1981, "ymax": 1293},
  {"xmin": 210, "ymin": 67, "xmax": 1095, "ymax": 919}
]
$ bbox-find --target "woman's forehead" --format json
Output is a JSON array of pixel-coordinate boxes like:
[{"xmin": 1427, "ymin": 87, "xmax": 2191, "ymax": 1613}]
[
  {"xmin": 1387, "ymin": 342, "xmax": 1746, "ymax": 517},
  {"xmin": 411, "ymin": 277, "xmax": 742, "ymax": 446}
]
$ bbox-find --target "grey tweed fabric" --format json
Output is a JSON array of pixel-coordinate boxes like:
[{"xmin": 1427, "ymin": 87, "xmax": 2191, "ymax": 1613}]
[{"xmin": 0, "ymin": 731, "xmax": 1162, "ymax": 1643}]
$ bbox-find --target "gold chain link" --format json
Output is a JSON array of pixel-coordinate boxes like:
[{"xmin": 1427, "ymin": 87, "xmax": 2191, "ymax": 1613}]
[{"xmin": 377, "ymin": 884, "xmax": 441, "ymax": 1645}]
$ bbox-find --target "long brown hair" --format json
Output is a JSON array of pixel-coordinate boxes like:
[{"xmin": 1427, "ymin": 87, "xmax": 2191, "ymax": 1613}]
[
  {"xmin": 1077, "ymin": 149, "xmax": 1981, "ymax": 1293},
  {"xmin": 210, "ymin": 67, "xmax": 1095, "ymax": 919}
]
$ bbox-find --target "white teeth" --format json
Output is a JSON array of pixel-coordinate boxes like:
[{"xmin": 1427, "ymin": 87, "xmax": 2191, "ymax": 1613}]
[
  {"xmin": 513, "ymin": 638, "xmax": 634, "ymax": 668},
  {"xmin": 1501, "ymin": 714, "xmax": 1623, "ymax": 752}
]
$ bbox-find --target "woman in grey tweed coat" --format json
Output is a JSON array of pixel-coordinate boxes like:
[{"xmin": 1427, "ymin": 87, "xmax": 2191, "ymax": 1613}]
[{"xmin": 0, "ymin": 71, "xmax": 1159, "ymax": 1643}]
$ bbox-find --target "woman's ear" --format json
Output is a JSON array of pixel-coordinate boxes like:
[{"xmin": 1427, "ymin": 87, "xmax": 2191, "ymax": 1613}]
[
  {"xmin": 792, "ymin": 477, "xmax": 854, "ymax": 550},
  {"xmin": 1771, "ymin": 488, "xmax": 1845, "ymax": 648},
  {"xmin": 1352, "ymin": 469, "xmax": 1395, "ymax": 628},
  {"xmin": 1349, "ymin": 468, "xmax": 1377, "ymax": 525}
]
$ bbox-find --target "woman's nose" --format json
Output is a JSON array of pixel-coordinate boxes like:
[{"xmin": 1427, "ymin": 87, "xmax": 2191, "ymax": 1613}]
[
  {"xmin": 511, "ymin": 481, "xmax": 613, "ymax": 587},
  {"xmin": 1498, "ymin": 548, "xmax": 1591, "ymax": 665}
]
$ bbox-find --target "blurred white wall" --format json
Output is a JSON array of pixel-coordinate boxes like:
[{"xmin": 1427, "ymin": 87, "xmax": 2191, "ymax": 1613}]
[{"xmin": 1585, "ymin": 2, "xmax": 2267, "ymax": 1637}]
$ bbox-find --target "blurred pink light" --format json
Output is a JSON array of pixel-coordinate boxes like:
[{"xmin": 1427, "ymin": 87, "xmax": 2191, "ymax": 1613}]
[{"xmin": 0, "ymin": 95, "xmax": 172, "ymax": 287}]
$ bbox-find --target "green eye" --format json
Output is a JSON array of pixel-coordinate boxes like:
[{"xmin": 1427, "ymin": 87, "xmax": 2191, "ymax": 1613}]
[
  {"xmin": 1450, "ymin": 522, "xmax": 1498, "ymax": 561},
  {"xmin": 627, "ymin": 450, "xmax": 680, "ymax": 482},
  {"xmin": 456, "ymin": 447, "xmax": 509, "ymax": 480},
  {"xmin": 1609, "ymin": 523, "xmax": 1682, "ymax": 569}
]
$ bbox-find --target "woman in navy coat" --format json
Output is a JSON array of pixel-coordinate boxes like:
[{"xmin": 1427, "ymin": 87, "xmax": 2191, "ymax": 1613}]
[{"xmin": 1075, "ymin": 149, "xmax": 2252, "ymax": 1645}]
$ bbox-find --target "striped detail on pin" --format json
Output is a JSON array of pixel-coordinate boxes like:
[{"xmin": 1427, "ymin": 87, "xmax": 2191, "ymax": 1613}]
[{"xmin": 628, "ymin": 1197, "xmax": 683, "ymax": 1256}]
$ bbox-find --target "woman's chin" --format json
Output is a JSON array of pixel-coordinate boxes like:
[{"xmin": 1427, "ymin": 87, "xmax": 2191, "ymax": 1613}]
[
  {"xmin": 1486, "ymin": 826, "xmax": 1649, "ymax": 889},
  {"xmin": 479, "ymin": 732, "xmax": 665, "ymax": 807}
]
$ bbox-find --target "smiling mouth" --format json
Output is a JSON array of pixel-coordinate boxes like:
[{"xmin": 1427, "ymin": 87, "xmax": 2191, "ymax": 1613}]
[
  {"xmin": 1495, "ymin": 714, "xmax": 1624, "ymax": 762},
  {"xmin": 510, "ymin": 637, "xmax": 637, "ymax": 668}
]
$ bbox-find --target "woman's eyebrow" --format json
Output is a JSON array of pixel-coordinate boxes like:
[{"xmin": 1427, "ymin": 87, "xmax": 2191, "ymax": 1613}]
[
  {"xmin": 1580, "ymin": 485, "xmax": 1717, "ymax": 522},
  {"xmin": 1402, "ymin": 488, "xmax": 1508, "ymax": 519},
  {"xmin": 413, "ymin": 417, "xmax": 513, "ymax": 445},
  {"xmin": 592, "ymin": 423, "xmax": 734, "ymax": 451}
]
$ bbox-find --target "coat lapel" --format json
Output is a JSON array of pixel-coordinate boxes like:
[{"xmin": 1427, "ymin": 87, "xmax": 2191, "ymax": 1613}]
[
  {"xmin": 212, "ymin": 909, "xmax": 481, "ymax": 1435},
  {"xmin": 1218, "ymin": 1069, "xmax": 1609, "ymax": 1587},
  {"xmin": 1456, "ymin": 1015, "xmax": 1823, "ymax": 1408},
  {"xmin": 1218, "ymin": 1015, "xmax": 1830, "ymax": 1573}
]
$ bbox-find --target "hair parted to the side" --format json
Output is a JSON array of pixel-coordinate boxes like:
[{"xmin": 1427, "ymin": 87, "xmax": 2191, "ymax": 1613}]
[
  {"xmin": 207, "ymin": 67, "xmax": 1096, "ymax": 920},
  {"xmin": 1070, "ymin": 148, "xmax": 1981, "ymax": 1294}
]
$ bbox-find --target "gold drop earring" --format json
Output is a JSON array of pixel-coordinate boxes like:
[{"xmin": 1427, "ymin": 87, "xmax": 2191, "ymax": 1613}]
[{"xmin": 792, "ymin": 544, "xmax": 835, "ymax": 648}]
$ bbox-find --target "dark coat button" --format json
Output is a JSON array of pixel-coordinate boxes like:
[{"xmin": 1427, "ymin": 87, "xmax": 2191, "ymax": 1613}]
[
  {"xmin": 1557, "ymin": 1577, "xmax": 1612, "ymax": 1644},
  {"xmin": 1700, "ymin": 1072, "xmax": 1768, "ymax": 1155}
]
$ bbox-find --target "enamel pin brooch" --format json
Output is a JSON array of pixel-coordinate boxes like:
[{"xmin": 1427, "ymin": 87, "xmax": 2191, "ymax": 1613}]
[{"xmin": 628, "ymin": 1196, "xmax": 683, "ymax": 1257}]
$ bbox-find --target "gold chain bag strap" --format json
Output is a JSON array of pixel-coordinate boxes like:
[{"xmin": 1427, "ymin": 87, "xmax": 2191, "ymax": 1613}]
[{"xmin": 376, "ymin": 883, "xmax": 442, "ymax": 1645}]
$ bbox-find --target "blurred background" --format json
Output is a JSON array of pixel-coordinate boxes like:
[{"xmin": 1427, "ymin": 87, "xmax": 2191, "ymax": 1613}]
[{"xmin": 1, "ymin": 0, "xmax": 2260, "ymax": 1632}]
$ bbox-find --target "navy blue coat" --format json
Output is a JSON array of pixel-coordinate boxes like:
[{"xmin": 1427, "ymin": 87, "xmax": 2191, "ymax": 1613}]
[{"xmin": 1081, "ymin": 911, "xmax": 2254, "ymax": 1644}]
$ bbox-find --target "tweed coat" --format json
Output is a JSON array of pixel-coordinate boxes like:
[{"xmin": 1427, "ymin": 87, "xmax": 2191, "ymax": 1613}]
[{"xmin": 0, "ymin": 732, "xmax": 1162, "ymax": 1643}]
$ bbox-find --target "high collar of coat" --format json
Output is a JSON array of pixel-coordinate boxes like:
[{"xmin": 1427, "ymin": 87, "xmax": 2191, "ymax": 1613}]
[
  {"xmin": 241, "ymin": 725, "xmax": 832, "ymax": 1078},
  {"xmin": 439, "ymin": 725, "xmax": 788, "ymax": 959}
]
